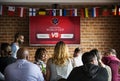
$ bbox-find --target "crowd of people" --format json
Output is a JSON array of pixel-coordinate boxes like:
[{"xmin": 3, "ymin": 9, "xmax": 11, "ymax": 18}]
[{"xmin": 0, "ymin": 33, "xmax": 120, "ymax": 81}]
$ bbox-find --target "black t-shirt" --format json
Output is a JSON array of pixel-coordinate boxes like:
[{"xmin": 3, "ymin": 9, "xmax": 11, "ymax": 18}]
[
  {"xmin": 0, "ymin": 56, "xmax": 16, "ymax": 74},
  {"xmin": 67, "ymin": 64, "xmax": 108, "ymax": 81}
]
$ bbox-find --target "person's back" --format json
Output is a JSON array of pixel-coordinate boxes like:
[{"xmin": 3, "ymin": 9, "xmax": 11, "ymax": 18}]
[
  {"xmin": 5, "ymin": 59, "xmax": 43, "ymax": 81},
  {"xmin": 47, "ymin": 58, "xmax": 73, "ymax": 81},
  {"xmin": 90, "ymin": 48, "xmax": 112, "ymax": 81},
  {"xmin": 46, "ymin": 41, "xmax": 73, "ymax": 81},
  {"xmin": 4, "ymin": 48, "xmax": 44, "ymax": 81},
  {"xmin": 67, "ymin": 64, "xmax": 108, "ymax": 81},
  {"xmin": 102, "ymin": 49, "xmax": 120, "ymax": 81},
  {"xmin": 102, "ymin": 56, "xmax": 120, "ymax": 81},
  {"xmin": 67, "ymin": 52, "xmax": 108, "ymax": 81}
]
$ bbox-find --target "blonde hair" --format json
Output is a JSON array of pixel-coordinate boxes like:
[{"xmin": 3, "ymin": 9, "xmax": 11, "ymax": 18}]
[{"xmin": 52, "ymin": 41, "xmax": 70, "ymax": 66}]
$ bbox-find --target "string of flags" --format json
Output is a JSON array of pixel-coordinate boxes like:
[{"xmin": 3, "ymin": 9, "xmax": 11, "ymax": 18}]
[{"xmin": 0, "ymin": 5, "xmax": 120, "ymax": 18}]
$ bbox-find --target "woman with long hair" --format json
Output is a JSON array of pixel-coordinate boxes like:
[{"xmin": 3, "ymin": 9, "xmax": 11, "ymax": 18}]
[{"xmin": 46, "ymin": 41, "xmax": 73, "ymax": 81}]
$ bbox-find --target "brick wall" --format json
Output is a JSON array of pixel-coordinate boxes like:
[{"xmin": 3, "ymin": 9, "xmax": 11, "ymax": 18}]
[{"xmin": 0, "ymin": 5, "xmax": 120, "ymax": 61}]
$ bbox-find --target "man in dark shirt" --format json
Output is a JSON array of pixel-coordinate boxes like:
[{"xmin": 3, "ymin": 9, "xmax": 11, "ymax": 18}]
[
  {"xmin": 67, "ymin": 52, "xmax": 108, "ymax": 81},
  {"xmin": 0, "ymin": 43, "xmax": 16, "ymax": 74}
]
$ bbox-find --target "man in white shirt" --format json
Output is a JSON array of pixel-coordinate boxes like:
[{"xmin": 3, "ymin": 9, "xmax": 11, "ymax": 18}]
[
  {"xmin": 73, "ymin": 47, "xmax": 83, "ymax": 67},
  {"xmin": 4, "ymin": 48, "xmax": 44, "ymax": 81},
  {"xmin": 11, "ymin": 33, "xmax": 24, "ymax": 58}
]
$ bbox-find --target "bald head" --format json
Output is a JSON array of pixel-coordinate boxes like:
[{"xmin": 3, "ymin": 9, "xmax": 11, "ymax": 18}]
[{"xmin": 17, "ymin": 48, "xmax": 29, "ymax": 60}]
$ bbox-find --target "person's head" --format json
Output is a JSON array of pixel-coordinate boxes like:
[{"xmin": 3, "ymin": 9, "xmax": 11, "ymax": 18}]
[
  {"xmin": 82, "ymin": 52, "xmax": 98, "ymax": 65},
  {"xmin": 35, "ymin": 48, "xmax": 47, "ymax": 62},
  {"xmin": 106, "ymin": 48, "xmax": 117, "ymax": 56},
  {"xmin": 90, "ymin": 48, "xmax": 100, "ymax": 61},
  {"xmin": 73, "ymin": 47, "xmax": 81, "ymax": 57},
  {"xmin": 14, "ymin": 33, "xmax": 24, "ymax": 45},
  {"xmin": 1, "ymin": 43, "xmax": 11, "ymax": 57},
  {"xmin": 53, "ymin": 41, "xmax": 70, "ymax": 66},
  {"xmin": 17, "ymin": 48, "xmax": 29, "ymax": 60}
]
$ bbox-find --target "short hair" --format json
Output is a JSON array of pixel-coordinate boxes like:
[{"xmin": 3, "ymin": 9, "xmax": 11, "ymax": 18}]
[
  {"xmin": 17, "ymin": 48, "xmax": 29, "ymax": 59},
  {"xmin": 14, "ymin": 33, "xmax": 23, "ymax": 42},
  {"xmin": 73, "ymin": 47, "xmax": 81, "ymax": 57},
  {"xmin": 107, "ymin": 48, "xmax": 117, "ymax": 55},
  {"xmin": 82, "ymin": 52, "xmax": 96, "ymax": 64},
  {"xmin": 90, "ymin": 48, "xmax": 100, "ymax": 60},
  {"xmin": 35, "ymin": 48, "xmax": 47, "ymax": 62},
  {"xmin": 0, "ymin": 43, "xmax": 10, "ymax": 56},
  {"xmin": 1, "ymin": 43, "xmax": 10, "ymax": 51},
  {"xmin": 74, "ymin": 47, "xmax": 81, "ymax": 53}
]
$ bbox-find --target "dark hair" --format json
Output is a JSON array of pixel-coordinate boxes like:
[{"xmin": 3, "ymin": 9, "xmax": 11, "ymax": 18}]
[
  {"xmin": 74, "ymin": 48, "xmax": 81, "ymax": 53},
  {"xmin": 82, "ymin": 52, "xmax": 96, "ymax": 64},
  {"xmin": 35, "ymin": 48, "xmax": 47, "ymax": 62},
  {"xmin": 90, "ymin": 48, "xmax": 100, "ymax": 60},
  {"xmin": 73, "ymin": 47, "xmax": 81, "ymax": 57},
  {"xmin": 14, "ymin": 33, "xmax": 23, "ymax": 42},
  {"xmin": 1, "ymin": 43, "xmax": 10, "ymax": 51},
  {"xmin": 0, "ymin": 43, "xmax": 10, "ymax": 56}
]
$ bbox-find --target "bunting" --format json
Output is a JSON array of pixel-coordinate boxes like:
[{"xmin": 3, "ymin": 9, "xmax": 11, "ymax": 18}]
[
  {"xmin": 0, "ymin": 5, "xmax": 120, "ymax": 18},
  {"xmin": 48, "ymin": 10, "xmax": 52, "ymax": 16},
  {"xmin": 118, "ymin": 5, "xmax": 120, "ymax": 16},
  {"xmin": 70, "ymin": 9, "xmax": 77, "ymax": 16},
  {"xmin": 92, "ymin": 7, "xmax": 99, "ymax": 17},
  {"xmin": 8, "ymin": 6, "xmax": 15, "ymax": 16},
  {"xmin": 102, "ymin": 6, "xmax": 110, "ymax": 16},
  {"xmin": 59, "ymin": 9, "xmax": 67, "ymax": 16},
  {"xmin": 59, "ymin": 9, "xmax": 62, "ymax": 16},
  {"xmin": 17, "ymin": 7, "xmax": 26, "ymax": 17},
  {"xmin": 63, "ymin": 9, "xmax": 67, "ymax": 16},
  {"xmin": 112, "ymin": 5, "xmax": 117, "ymax": 16},
  {"xmin": 38, "ymin": 9, "xmax": 46, "ymax": 15},
  {"xmin": 52, "ymin": 9, "xmax": 56, "ymax": 16},
  {"xmin": 0, "ymin": 5, "xmax": 4, "ymax": 16},
  {"xmin": 80, "ymin": 8, "xmax": 84, "ymax": 18},
  {"xmin": 29, "ymin": 8, "xmax": 36, "ymax": 16},
  {"xmin": 85, "ymin": 8, "xmax": 89, "ymax": 18}
]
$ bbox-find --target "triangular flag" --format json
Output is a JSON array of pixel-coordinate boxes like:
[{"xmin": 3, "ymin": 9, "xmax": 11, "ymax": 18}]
[
  {"xmin": 0, "ymin": 5, "xmax": 4, "ymax": 16},
  {"xmin": 38, "ymin": 9, "xmax": 46, "ymax": 15},
  {"xmin": 112, "ymin": 5, "xmax": 117, "ymax": 16},
  {"xmin": 102, "ymin": 6, "xmax": 110, "ymax": 16},
  {"xmin": 52, "ymin": 9, "xmax": 56, "ymax": 16},
  {"xmin": 8, "ymin": 6, "xmax": 15, "ymax": 16},
  {"xmin": 59, "ymin": 9, "xmax": 62, "ymax": 16},
  {"xmin": 17, "ymin": 7, "xmax": 26, "ymax": 17},
  {"xmin": 29, "ymin": 8, "xmax": 36, "ymax": 16},
  {"xmin": 85, "ymin": 8, "xmax": 89, "ymax": 18},
  {"xmin": 92, "ymin": 7, "xmax": 99, "ymax": 17}
]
